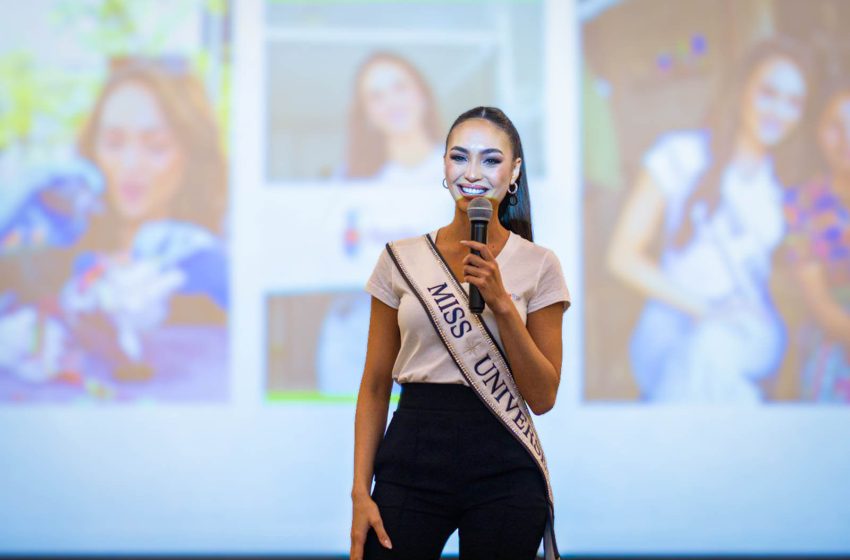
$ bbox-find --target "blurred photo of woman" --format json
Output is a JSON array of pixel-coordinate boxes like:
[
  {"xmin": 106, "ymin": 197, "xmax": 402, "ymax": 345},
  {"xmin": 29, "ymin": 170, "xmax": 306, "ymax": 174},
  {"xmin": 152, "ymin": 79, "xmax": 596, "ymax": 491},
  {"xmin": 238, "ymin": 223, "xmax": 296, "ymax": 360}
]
[
  {"xmin": 784, "ymin": 73, "xmax": 850, "ymax": 402},
  {"xmin": 341, "ymin": 51, "xmax": 444, "ymax": 184},
  {"xmin": 69, "ymin": 57, "xmax": 228, "ymax": 372},
  {"xmin": 607, "ymin": 39, "xmax": 810, "ymax": 402},
  {"xmin": 0, "ymin": 57, "xmax": 229, "ymax": 400}
]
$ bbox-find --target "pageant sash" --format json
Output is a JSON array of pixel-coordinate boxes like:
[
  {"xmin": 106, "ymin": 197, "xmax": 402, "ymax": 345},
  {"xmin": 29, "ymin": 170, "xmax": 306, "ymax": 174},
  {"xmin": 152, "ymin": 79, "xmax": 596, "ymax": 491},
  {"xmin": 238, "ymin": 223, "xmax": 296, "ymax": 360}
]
[{"xmin": 386, "ymin": 234, "xmax": 560, "ymax": 560}]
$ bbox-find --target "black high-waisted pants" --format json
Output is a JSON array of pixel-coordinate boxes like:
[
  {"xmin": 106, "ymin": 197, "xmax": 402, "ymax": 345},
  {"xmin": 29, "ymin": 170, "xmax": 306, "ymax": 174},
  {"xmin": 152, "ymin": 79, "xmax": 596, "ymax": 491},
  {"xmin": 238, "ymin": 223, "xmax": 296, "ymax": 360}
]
[{"xmin": 363, "ymin": 382, "xmax": 548, "ymax": 560}]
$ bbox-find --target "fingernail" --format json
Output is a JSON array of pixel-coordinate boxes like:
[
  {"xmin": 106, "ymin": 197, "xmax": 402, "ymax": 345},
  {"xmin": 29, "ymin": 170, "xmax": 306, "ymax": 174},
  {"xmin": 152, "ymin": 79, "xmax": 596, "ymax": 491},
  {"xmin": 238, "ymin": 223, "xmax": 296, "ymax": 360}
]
[{"xmin": 383, "ymin": 539, "xmax": 392, "ymax": 549}]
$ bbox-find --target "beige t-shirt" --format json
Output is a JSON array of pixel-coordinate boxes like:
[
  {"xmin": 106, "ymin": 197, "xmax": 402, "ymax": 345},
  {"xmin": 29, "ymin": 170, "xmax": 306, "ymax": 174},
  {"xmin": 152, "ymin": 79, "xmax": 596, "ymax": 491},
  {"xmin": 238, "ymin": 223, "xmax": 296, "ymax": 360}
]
[{"xmin": 365, "ymin": 231, "xmax": 571, "ymax": 385}]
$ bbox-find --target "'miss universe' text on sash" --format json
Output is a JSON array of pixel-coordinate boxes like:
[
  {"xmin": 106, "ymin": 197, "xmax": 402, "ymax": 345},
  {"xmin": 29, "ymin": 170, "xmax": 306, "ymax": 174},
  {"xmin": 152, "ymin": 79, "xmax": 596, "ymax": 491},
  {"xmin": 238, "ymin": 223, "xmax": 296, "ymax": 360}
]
[{"xmin": 427, "ymin": 281, "xmax": 543, "ymax": 458}]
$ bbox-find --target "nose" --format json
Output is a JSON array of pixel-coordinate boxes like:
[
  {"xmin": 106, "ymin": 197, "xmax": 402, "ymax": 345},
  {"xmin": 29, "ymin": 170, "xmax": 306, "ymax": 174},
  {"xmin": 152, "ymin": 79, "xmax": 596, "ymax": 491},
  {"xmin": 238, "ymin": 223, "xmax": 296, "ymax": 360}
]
[
  {"xmin": 118, "ymin": 142, "xmax": 144, "ymax": 173},
  {"xmin": 464, "ymin": 156, "xmax": 482, "ymax": 182}
]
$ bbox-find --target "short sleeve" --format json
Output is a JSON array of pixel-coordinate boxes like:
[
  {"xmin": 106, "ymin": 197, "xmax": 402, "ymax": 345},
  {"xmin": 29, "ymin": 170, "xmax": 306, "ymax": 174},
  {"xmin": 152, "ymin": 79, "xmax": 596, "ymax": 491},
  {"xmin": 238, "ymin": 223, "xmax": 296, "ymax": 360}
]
[
  {"xmin": 527, "ymin": 250, "xmax": 571, "ymax": 314},
  {"xmin": 642, "ymin": 130, "xmax": 707, "ymax": 200},
  {"xmin": 365, "ymin": 249, "xmax": 400, "ymax": 309}
]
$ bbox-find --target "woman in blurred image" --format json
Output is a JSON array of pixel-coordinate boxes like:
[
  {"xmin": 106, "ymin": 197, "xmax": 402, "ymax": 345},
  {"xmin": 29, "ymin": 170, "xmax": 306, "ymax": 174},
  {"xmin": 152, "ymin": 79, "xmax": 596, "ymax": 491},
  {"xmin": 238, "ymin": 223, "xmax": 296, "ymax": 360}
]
[
  {"xmin": 65, "ymin": 57, "xmax": 229, "ymax": 381},
  {"xmin": 607, "ymin": 39, "xmax": 810, "ymax": 402},
  {"xmin": 784, "ymin": 75, "xmax": 850, "ymax": 402},
  {"xmin": 342, "ymin": 51, "xmax": 444, "ymax": 184},
  {"xmin": 316, "ymin": 52, "xmax": 445, "ymax": 395},
  {"xmin": 0, "ymin": 57, "xmax": 228, "ymax": 398}
]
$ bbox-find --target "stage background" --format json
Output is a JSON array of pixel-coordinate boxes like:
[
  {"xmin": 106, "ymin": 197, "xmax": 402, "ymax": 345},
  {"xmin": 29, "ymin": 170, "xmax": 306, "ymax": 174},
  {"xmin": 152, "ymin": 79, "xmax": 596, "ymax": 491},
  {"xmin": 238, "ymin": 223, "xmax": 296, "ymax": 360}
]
[{"xmin": 0, "ymin": 0, "xmax": 848, "ymax": 556}]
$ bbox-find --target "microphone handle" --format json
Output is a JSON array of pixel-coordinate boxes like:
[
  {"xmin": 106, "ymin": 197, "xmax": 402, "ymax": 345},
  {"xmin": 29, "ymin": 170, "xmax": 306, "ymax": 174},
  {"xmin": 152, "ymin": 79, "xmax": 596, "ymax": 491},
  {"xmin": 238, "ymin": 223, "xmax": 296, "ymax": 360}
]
[{"xmin": 469, "ymin": 221, "xmax": 488, "ymax": 314}]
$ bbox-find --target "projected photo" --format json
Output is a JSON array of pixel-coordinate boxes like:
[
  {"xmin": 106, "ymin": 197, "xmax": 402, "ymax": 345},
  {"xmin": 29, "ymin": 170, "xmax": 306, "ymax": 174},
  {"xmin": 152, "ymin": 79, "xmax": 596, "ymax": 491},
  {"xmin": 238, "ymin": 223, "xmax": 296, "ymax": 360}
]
[
  {"xmin": 266, "ymin": 290, "xmax": 400, "ymax": 401},
  {"xmin": 582, "ymin": 0, "xmax": 850, "ymax": 403},
  {"xmin": 264, "ymin": 0, "xmax": 546, "ymax": 184},
  {"xmin": 262, "ymin": 1, "xmax": 548, "ymax": 404},
  {"xmin": 0, "ymin": 1, "xmax": 231, "ymax": 403}
]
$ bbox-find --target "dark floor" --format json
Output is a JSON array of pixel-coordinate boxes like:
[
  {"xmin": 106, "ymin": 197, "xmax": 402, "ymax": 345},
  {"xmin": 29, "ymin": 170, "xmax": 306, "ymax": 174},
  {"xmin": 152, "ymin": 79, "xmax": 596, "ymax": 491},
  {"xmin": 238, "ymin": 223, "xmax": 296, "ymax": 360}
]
[{"xmin": 0, "ymin": 555, "xmax": 845, "ymax": 560}]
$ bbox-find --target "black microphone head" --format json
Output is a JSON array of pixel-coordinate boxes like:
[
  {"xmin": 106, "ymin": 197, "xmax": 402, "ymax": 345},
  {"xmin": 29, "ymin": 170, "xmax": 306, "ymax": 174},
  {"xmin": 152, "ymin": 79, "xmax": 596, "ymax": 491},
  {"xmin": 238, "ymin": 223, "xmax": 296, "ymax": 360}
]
[{"xmin": 467, "ymin": 197, "xmax": 493, "ymax": 223}]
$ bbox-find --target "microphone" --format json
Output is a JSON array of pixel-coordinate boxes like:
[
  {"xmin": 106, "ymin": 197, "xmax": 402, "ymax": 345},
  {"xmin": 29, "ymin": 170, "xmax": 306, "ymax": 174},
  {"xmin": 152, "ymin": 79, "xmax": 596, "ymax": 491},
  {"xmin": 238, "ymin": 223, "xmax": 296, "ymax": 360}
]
[{"xmin": 467, "ymin": 197, "xmax": 492, "ymax": 315}]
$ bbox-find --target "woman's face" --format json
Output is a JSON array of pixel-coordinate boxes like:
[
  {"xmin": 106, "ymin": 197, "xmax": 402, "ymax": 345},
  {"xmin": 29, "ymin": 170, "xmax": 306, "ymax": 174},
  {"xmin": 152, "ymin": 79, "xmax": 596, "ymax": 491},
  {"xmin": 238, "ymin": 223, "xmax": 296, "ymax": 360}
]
[
  {"xmin": 360, "ymin": 59, "xmax": 428, "ymax": 137},
  {"xmin": 444, "ymin": 118, "xmax": 520, "ymax": 212},
  {"xmin": 741, "ymin": 55, "xmax": 806, "ymax": 147},
  {"xmin": 818, "ymin": 92, "xmax": 850, "ymax": 176},
  {"xmin": 94, "ymin": 81, "xmax": 185, "ymax": 223}
]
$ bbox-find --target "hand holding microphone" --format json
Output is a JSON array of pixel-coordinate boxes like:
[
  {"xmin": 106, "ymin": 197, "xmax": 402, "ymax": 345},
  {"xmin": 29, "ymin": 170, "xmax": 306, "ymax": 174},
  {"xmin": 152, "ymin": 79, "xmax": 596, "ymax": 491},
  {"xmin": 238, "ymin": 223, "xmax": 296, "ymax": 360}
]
[{"xmin": 466, "ymin": 197, "xmax": 492, "ymax": 314}]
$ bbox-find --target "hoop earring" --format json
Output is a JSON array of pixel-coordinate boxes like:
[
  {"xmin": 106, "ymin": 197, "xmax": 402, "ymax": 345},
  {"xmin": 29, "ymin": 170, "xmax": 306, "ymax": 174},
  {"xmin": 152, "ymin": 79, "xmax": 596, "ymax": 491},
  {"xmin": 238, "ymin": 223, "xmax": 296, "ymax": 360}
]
[
  {"xmin": 442, "ymin": 178, "xmax": 449, "ymax": 189},
  {"xmin": 507, "ymin": 182, "xmax": 518, "ymax": 206}
]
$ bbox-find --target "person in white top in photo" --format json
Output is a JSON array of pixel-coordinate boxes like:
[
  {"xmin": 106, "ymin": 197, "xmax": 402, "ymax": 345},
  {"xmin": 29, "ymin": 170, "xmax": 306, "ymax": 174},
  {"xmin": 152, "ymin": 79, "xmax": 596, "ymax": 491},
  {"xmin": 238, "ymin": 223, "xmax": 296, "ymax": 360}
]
[
  {"xmin": 607, "ymin": 39, "xmax": 811, "ymax": 403},
  {"xmin": 350, "ymin": 107, "xmax": 569, "ymax": 560},
  {"xmin": 319, "ymin": 52, "xmax": 445, "ymax": 396},
  {"xmin": 340, "ymin": 51, "xmax": 445, "ymax": 185}
]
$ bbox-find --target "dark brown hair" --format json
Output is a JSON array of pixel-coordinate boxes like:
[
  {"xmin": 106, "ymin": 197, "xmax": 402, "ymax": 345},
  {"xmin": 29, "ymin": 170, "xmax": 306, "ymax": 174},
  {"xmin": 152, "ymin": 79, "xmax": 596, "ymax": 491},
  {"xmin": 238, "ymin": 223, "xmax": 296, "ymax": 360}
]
[
  {"xmin": 808, "ymin": 56, "xmax": 850, "ymax": 175},
  {"xmin": 672, "ymin": 38, "xmax": 811, "ymax": 248}
]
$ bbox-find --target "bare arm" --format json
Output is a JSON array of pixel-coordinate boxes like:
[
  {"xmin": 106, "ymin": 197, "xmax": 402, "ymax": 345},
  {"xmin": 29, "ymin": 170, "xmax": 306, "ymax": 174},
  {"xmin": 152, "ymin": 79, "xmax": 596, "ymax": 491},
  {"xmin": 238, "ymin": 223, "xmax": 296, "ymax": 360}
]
[
  {"xmin": 495, "ymin": 301, "xmax": 564, "ymax": 415},
  {"xmin": 350, "ymin": 297, "xmax": 399, "ymax": 558},
  {"xmin": 606, "ymin": 168, "xmax": 708, "ymax": 317},
  {"xmin": 795, "ymin": 262, "xmax": 850, "ymax": 347},
  {"xmin": 461, "ymin": 240, "xmax": 564, "ymax": 415}
]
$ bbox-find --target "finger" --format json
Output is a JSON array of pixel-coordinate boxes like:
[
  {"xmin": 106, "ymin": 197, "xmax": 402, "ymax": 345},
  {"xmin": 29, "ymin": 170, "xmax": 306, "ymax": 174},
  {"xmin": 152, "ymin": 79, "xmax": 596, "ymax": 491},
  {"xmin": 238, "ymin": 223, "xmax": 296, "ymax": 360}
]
[
  {"xmin": 461, "ymin": 240, "xmax": 496, "ymax": 261},
  {"xmin": 464, "ymin": 275, "xmax": 485, "ymax": 288},
  {"xmin": 459, "ymin": 239, "xmax": 487, "ymax": 254},
  {"xmin": 371, "ymin": 517, "xmax": 393, "ymax": 549},
  {"xmin": 463, "ymin": 265, "xmax": 488, "ymax": 278},
  {"xmin": 462, "ymin": 253, "xmax": 489, "ymax": 267}
]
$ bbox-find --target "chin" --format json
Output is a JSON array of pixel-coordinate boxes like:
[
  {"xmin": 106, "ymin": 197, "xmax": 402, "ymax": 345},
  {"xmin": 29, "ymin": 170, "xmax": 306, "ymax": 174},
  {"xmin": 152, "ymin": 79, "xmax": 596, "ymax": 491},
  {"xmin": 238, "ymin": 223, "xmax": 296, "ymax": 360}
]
[{"xmin": 114, "ymin": 204, "xmax": 151, "ymax": 223}]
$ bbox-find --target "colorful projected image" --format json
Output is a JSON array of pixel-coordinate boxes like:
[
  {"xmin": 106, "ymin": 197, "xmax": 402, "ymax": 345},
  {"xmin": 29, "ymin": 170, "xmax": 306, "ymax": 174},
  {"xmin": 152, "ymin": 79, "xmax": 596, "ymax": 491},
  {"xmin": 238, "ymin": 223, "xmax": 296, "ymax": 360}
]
[
  {"xmin": 0, "ymin": 1, "xmax": 231, "ymax": 403},
  {"xmin": 582, "ymin": 0, "xmax": 850, "ymax": 403}
]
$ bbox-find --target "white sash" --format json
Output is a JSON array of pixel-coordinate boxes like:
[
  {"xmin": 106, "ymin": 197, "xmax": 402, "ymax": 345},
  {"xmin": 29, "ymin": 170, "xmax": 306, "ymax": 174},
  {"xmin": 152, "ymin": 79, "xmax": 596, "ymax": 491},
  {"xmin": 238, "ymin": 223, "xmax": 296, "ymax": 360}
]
[{"xmin": 386, "ymin": 234, "xmax": 560, "ymax": 560}]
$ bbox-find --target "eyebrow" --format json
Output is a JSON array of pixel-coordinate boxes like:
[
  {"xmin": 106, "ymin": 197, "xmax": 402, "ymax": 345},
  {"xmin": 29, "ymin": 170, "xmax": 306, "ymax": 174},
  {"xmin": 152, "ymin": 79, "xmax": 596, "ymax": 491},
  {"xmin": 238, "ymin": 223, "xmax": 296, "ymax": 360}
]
[{"xmin": 449, "ymin": 146, "xmax": 504, "ymax": 156}]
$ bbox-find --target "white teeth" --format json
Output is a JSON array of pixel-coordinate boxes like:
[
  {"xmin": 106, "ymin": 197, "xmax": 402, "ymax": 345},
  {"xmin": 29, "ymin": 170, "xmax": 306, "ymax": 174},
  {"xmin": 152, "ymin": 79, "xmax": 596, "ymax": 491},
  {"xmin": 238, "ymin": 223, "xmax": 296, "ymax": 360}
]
[{"xmin": 460, "ymin": 186, "xmax": 486, "ymax": 195}]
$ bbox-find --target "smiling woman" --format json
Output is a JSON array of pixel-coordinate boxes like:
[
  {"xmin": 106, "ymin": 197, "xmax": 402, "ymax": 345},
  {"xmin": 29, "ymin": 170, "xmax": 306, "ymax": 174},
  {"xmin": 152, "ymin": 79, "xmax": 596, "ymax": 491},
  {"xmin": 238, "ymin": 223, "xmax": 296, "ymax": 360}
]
[
  {"xmin": 343, "ymin": 51, "xmax": 444, "ymax": 184},
  {"xmin": 606, "ymin": 38, "xmax": 812, "ymax": 403},
  {"xmin": 350, "ymin": 107, "xmax": 570, "ymax": 560}
]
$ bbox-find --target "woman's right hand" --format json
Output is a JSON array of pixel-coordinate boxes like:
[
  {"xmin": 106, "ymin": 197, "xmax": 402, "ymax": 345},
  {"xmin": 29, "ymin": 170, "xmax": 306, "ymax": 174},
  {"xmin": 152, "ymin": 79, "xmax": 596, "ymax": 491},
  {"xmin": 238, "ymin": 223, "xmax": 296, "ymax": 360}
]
[{"xmin": 350, "ymin": 493, "xmax": 392, "ymax": 560}]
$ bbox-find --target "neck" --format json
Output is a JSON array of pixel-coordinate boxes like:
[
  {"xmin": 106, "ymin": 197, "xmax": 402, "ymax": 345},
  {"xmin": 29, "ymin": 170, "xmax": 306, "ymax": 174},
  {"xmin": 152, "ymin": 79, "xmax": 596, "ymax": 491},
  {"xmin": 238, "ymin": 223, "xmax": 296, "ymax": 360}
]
[
  {"xmin": 116, "ymin": 221, "xmax": 141, "ymax": 252},
  {"xmin": 442, "ymin": 203, "xmax": 510, "ymax": 246},
  {"xmin": 114, "ymin": 207, "xmax": 170, "ymax": 252},
  {"xmin": 732, "ymin": 130, "xmax": 768, "ymax": 173},
  {"xmin": 386, "ymin": 128, "xmax": 434, "ymax": 167}
]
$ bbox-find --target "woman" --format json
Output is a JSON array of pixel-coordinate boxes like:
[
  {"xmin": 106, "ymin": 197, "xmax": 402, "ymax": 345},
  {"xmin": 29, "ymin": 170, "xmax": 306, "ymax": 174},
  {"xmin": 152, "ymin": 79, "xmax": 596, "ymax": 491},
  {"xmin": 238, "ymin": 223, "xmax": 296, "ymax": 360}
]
[
  {"xmin": 343, "ymin": 51, "xmax": 444, "ymax": 184},
  {"xmin": 66, "ymin": 57, "xmax": 228, "ymax": 380},
  {"xmin": 607, "ymin": 39, "xmax": 810, "ymax": 403},
  {"xmin": 784, "ymin": 75, "xmax": 850, "ymax": 402},
  {"xmin": 0, "ymin": 57, "xmax": 228, "ymax": 395},
  {"xmin": 350, "ymin": 107, "xmax": 570, "ymax": 559}
]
